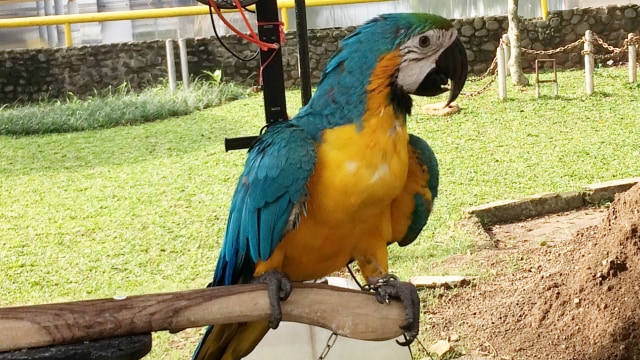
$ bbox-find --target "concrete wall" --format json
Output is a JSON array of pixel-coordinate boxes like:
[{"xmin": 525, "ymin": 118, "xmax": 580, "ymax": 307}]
[{"xmin": 0, "ymin": 5, "xmax": 638, "ymax": 104}]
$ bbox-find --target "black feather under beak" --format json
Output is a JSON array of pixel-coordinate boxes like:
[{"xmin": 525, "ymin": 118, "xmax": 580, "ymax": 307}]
[{"xmin": 414, "ymin": 37, "xmax": 468, "ymax": 106}]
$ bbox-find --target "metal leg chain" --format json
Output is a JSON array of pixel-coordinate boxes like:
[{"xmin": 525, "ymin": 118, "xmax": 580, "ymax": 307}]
[
  {"xmin": 317, "ymin": 332, "xmax": 338, "ymax": 360},
  {"xmin": 345, "ymin": 263, "xmax": 364, "ymax": 290}
]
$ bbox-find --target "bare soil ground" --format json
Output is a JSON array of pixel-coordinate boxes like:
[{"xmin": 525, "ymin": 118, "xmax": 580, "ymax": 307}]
[{"xmin": 426, "ymin": 183, "xmax": 640, "ymax": 360}]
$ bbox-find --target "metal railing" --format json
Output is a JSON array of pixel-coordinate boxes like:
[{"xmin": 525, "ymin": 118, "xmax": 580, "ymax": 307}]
[{"xmin": 0, "ymin": 0, "xmax": 389, "ymax": 47}]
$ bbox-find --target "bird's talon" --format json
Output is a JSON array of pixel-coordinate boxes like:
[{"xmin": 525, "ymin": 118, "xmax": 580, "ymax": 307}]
[
  {"xmin": 252, "ymin": 270, "xmax": 292, "ymax": 329},
  {"xmin": 368, "ymin": 274, "xmax": 420, "ymax": 346},
  {"xmin": 396, "ymin": 334, "xmax": 415, "ymax": 346}
]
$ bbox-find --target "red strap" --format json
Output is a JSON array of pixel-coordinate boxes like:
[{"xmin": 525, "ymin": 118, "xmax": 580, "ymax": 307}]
[{"xmin": 207, "ymin": 0, "xmax": 280, "ymax": 51}]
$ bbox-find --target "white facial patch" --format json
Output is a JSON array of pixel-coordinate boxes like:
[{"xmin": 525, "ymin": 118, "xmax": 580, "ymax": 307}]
[{"xmin": 396, "ymin": 27, "xmax": 459, "ymax": 93}]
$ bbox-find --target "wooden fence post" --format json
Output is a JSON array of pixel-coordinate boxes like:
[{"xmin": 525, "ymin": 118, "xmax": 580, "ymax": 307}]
[
  {"xmin": 584, "ymin": 30, "xmax": 594, "ymax": 95},
  {"xmin": 629, "ymin": 33, "xmax": 637, "ymax": 84},
  {"xmin": 178, "ymin": 38, "xmax": 190, "ymax": 91},
  {"xmin": 497, "ymin": 42, "xmax": 507, "ymax": 100},
  {"xmin": 166, "ymin": 39, "xmax": 177, "ymax": 92},
  {"xmin": 501, "ymin": 34, "xmax": 511, "ymax": 77}
]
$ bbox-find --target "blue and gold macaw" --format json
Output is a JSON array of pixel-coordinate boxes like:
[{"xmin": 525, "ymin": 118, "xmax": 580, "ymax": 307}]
[{"xmin": 194, "ymin": 12, "xmax": 467, "ymax": 360}]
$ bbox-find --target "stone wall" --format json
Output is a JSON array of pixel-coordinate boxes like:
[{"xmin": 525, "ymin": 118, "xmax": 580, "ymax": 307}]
[
  {"xmin": 453, "ymin": 4, "xmax": 639, "ymax": 74},
  {"xmin": 0, "ymin": 5, "xmax": 638, "ymax": 104}
]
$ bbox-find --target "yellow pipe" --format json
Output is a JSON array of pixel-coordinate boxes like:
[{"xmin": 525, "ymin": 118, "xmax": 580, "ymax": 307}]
[
  {"xmin": 280, "ymin": 7, "xmax": 289, "ymax": 31},
  {"xmin": 0, "ymin": 0, "xmax": 390, "ymax": 46},
  {"xmin": 0, "ymin": 0, "xmax": 388, "ymax": 28},
  {"xmin": 541, "ymin": 0, "xmax": 548, "ymax": 19},
  {"xmin": 276, "ymin": 0, "xmax": 387, "ymax": 30},
  {"xmin": 0, "ymin": 6, "xmax": 227, "ymax": 27},
  {"xmin": 64, "ymin": 22, "xmax": 72, "ymax": 47},
  {"xmin": 277, "ymin": 0, "xmax": 387, "ymax": 7}
]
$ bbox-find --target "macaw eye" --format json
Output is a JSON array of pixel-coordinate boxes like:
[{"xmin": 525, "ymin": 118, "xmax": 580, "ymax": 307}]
[{"xmin": 418, "ymin": 35, "xmax": 430, "ymax": 48}]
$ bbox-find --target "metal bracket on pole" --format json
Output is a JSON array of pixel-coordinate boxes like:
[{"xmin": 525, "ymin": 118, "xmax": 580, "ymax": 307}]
[
  {"xmin": 256, "ymin": 0, "xmax": 287, "ymax": 125},
  {"xmin": 224, "ymin": 0, "xmax": 296, "ymax": 151}
]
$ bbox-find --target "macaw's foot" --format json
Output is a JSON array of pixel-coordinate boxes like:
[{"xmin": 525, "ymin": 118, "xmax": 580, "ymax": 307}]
[
  {"xmin": 369, "ymin": 274, "xmax": 420, "ymax": 346},
  {"xmin": 252, "ymin": 270, "xmax": 292, "ymax": 329}
]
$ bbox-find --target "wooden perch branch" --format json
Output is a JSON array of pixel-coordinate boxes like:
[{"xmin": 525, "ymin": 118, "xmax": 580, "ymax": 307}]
[{"xmin": 0, "ymin": 283, "xmax": 406, "ymax": 353}]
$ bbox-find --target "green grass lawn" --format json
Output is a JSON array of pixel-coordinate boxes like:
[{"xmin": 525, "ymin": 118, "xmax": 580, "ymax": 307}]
[{"xmin": 1, "ymin": 67, "xmax": 639, "ymax": 359}]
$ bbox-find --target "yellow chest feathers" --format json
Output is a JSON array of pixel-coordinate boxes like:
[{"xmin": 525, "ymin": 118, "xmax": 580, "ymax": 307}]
[
  {"xmin": 308, "ymin": 50, "xmax": 409, "ymax": 219},
  {"xmin": 309, "ymin": 120, "xmax": 408, "ymax": 216}
]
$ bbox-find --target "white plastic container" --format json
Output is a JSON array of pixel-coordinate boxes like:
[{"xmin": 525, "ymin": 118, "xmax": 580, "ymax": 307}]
[{"xmin": 245, "ymin": 277, "xmax": 411, "ymax": 360}]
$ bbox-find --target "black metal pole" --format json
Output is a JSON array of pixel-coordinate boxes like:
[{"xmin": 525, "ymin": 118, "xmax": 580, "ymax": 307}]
[
  {"xmin": 294, "ymin": 0, "xmax": 312, "ymax": 105},
  {"xmin": 255, "ymin": 0, "xmax": 288, "ymax": 124}
]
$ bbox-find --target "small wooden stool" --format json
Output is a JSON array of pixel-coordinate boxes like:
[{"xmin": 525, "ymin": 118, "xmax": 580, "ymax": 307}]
[{"xmin": 535, "ymin": 59, "xmax": 558, "ymax": 97}]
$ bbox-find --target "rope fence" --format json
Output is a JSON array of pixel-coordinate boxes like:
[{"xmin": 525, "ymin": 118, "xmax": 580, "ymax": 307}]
[{"xmin": 462, "ymin": 31, "xmax": 640, "ymax": 99}]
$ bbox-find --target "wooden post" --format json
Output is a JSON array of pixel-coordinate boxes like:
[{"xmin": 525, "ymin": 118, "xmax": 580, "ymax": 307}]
[
  {"xmin": 584, "ymin": 30, "xmax": 594, "ymax": 95},
  {"xmin": 629, "ymin": 33, "xmax": 637, "ymax": 84},
  {"xmin": 497, "ymin": 43, "xmax": 507, "ymax": 100},
  {"xmin": 165, "ymin": 39, "xmax": 177, "ymax": 92},
  {"xmin": 0, "ymin": 283, "xmax": 405, "ymax": 353},
  {"xmin": 178, "ymin": 38, "xmax": 190, "ymax": 91},
  {"xmin": 502, "ymin": 34, "xmax": 511, "ymax": 77}
]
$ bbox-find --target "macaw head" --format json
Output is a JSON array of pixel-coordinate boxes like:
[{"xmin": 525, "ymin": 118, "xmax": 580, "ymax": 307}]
[
  {"xmin": 386, "ymin": 13, "xmax": 468, "ymax": 105},
  {"xmin": 296, "ymin": 13, "xmax": 468, "ymax": 134},
  {"xmin": 352, "ymin": 12, "xmax": 468, "ymax": 108}
]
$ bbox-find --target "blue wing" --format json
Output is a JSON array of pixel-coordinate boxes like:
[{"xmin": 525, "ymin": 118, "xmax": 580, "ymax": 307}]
[
  {"xmin": 211, "ymin": 121, "xmax": 317, "ymax": 286},
  {"xmin": 395, "ymin": 134, "xmax": 439, "ymax": 247}
]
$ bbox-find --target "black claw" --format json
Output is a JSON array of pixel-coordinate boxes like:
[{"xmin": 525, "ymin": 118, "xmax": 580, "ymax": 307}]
[
  {"xmin": 370, "ymin": 274, "xmax": 420, "ymax": 346},
  {"xmin": 252, "ymin": 270, "xmax": 292, "ymax": 329}
]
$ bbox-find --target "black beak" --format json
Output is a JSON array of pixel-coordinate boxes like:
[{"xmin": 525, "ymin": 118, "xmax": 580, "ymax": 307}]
[{"xmin": 414, "ymin": 37, "xmax": 468, "ymax": 106}]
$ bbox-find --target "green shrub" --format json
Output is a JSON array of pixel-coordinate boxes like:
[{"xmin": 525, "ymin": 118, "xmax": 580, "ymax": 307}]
[{"xmin": 0, "ymin": 80, "xmax": 249, "ymax": 136}]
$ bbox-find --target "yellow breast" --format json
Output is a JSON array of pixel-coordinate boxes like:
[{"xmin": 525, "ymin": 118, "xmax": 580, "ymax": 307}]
[
  {"xmin": 309, "ymin": 49, "xmax": 409, "ymax": 219},
  {"xmin": 309, "ymin": 115, "xmax": 409, "ymax": 221},
  {"xmin": 255, "ymin": 50, "xmax": 409, "ymax": 281}
]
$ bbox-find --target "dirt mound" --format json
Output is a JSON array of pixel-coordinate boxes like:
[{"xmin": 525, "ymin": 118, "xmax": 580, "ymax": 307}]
[{"xmin": 429, "ymin": 183, "xmax": 640, "ymax": 360}]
